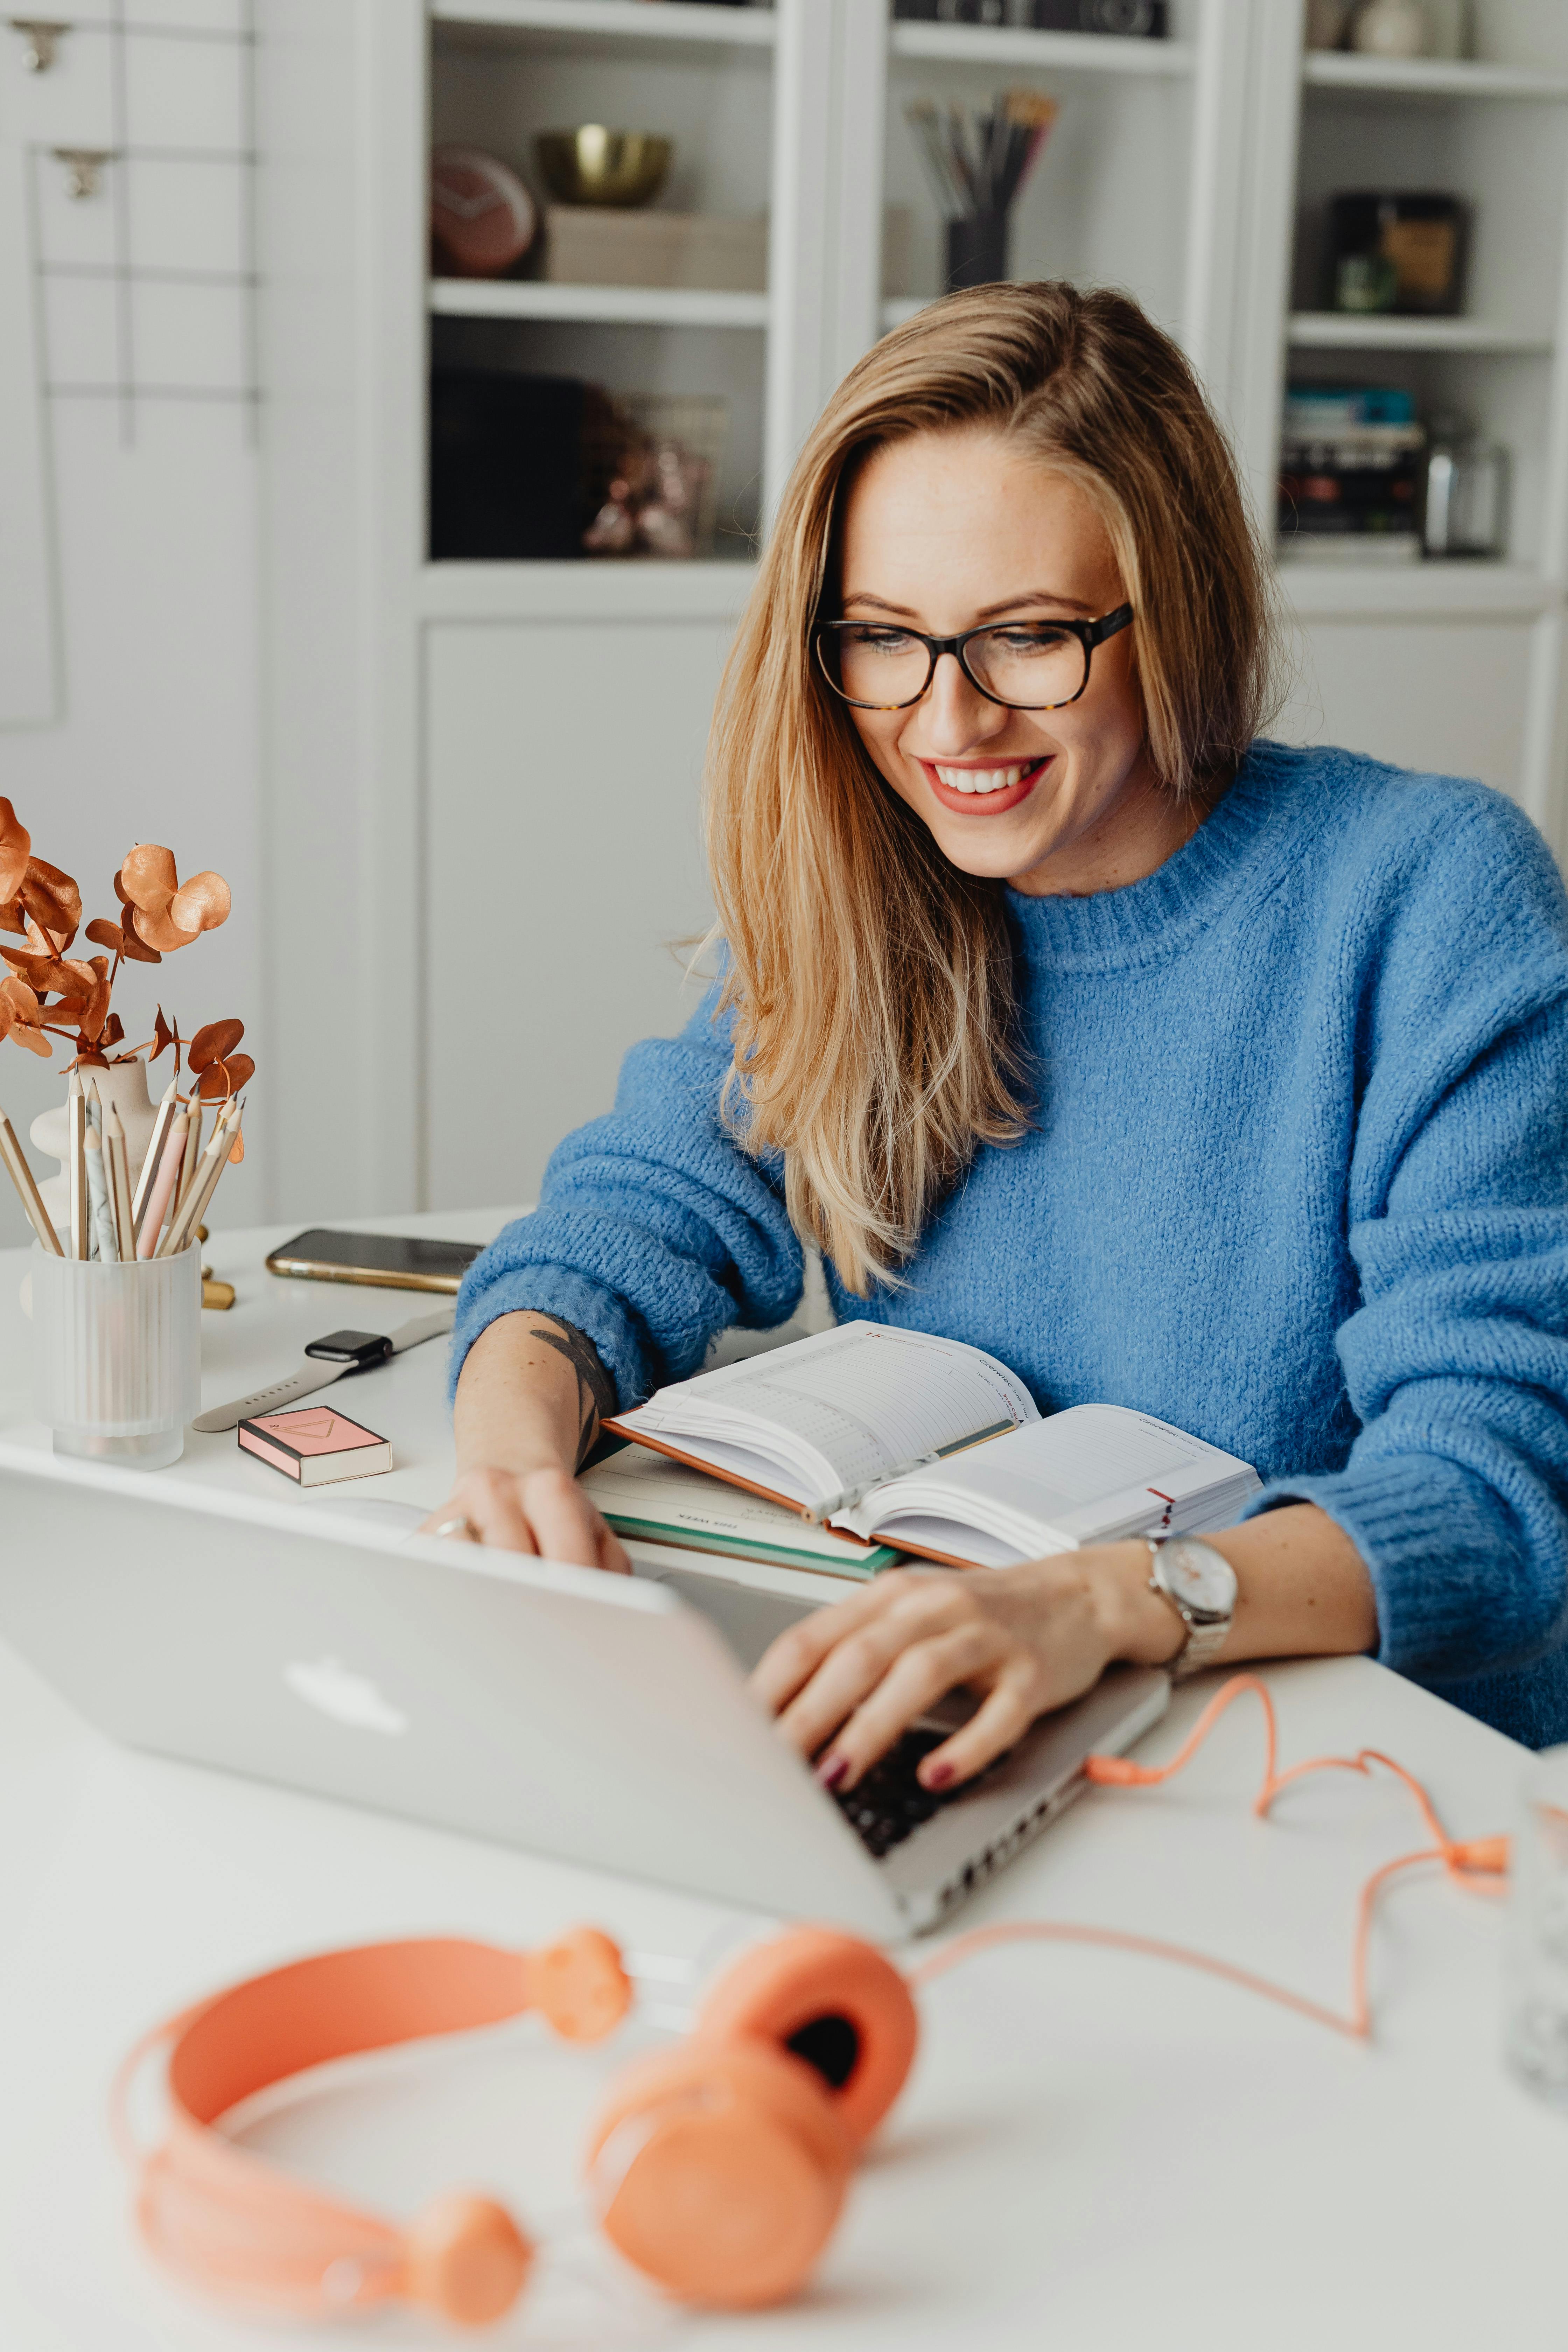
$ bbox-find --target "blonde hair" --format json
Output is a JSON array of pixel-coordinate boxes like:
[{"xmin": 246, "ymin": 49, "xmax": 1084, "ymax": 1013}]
[{"xmin": 706, "ymin": 281, "xmax": 1277, "ymax": 1295}]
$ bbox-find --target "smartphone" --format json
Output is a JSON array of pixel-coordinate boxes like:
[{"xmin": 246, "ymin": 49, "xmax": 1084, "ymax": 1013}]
[{"xmin": 264, "ymin": 1227, "xmax": 485, "ymax": 1295}]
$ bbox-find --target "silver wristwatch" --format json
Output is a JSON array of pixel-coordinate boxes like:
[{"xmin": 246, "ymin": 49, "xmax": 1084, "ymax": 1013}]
[{"xmin": 1147, "ymin": 1534, "xmax": 1238, "ymax": 1682}]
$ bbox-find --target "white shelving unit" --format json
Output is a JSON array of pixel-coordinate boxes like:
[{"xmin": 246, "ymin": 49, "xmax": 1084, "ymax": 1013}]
[
  {"xmin": 429, "ymin": 277, "xmax": 771, "ymax": 327},
  {"xmin": 258, "ymin": 0, "xmax": 1568, "ymax": 1227},
  {"xmin": 1287, "ymin": 313, "xmax": 1555, "ymax": 351}
]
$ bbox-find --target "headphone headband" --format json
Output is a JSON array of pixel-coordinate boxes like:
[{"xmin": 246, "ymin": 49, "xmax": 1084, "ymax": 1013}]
[{"xmin": 116, "ymin": 1923, "xmax": 918, "ymax": 2324}]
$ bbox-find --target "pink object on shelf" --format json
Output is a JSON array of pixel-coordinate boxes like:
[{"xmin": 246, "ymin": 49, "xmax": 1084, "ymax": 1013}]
[{"xmin": 430, "ymin": 146, "xmax": 537, "ymax": 279}]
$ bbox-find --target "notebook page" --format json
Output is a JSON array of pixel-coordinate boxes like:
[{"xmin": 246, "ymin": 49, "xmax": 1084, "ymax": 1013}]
[
  {"xmin": 630, "ymin": 1325, "xmax": 1036, "ymax": 1512},
  {"xmin": 835, "ymin": 1405, "xmax": 1257, "ymax": 1549}
]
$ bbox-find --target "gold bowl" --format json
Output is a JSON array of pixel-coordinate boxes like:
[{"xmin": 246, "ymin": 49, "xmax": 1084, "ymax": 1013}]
[{"xmin": 535, "ymin": 127, "xmax": 673, "ymax": 209}]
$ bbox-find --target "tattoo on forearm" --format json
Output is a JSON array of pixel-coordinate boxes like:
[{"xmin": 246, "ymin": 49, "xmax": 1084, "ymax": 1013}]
[{"xmin": 527, "ymin": 1320, "xmax": 617, "ymax": 1470}]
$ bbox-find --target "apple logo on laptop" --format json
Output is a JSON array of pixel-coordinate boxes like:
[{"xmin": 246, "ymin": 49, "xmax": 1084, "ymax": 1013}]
[{"xmin": 283, "ymin": 1654, "xmax": 408, "ymax": 1736}]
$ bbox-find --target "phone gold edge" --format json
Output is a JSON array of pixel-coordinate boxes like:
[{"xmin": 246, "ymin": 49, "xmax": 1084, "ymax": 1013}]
[{"xmin": 262, "ymin": 1254, "xmax": 463, "ymax": 1295}]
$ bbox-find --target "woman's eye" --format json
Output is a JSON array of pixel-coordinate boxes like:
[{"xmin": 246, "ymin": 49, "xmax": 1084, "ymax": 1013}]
[
  {"xmin": 846, "ymin": 628, "xmax": 914, "ymax": 655},
  {"xmin": 994, "ymin": 628, "xmax": 1070, "ymax": 654}
]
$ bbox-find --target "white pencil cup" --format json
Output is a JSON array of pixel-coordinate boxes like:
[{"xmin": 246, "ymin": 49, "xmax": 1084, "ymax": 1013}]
[{"xmin": 31, "ymin": 1243, "xmax": 202, "ymax": 1469}]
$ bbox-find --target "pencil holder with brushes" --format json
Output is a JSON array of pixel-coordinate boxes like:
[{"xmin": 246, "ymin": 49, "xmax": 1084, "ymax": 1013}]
[{"xmin": 32, "ymin": 1242, "xmax": 202, "ymax": 1470}]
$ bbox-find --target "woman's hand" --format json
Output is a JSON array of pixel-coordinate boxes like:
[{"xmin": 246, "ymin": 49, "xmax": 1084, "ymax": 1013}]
[
  {"xmin": 422, "ymin": 1309, "xmax": 630, "ymax": 1571},
  {"xmin": 750, "ymin": 1548, "xmax": 1182, "ymax": 1793},
  {"xmin": 419, "ymin": 1463, "xmax": 630, "ymax": 1573}
]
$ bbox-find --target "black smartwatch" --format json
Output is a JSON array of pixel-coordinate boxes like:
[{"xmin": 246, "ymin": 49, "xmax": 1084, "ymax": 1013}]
[{"xmin": 302, "ymin": 1329, "xmax": 395, "ymax": 1372}]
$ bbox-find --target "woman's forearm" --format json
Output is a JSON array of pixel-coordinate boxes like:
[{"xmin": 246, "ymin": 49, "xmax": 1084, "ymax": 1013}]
[
  {"xmin": 1098, "ymin": 1503, "xmax": 1378, "ymax": 1669},
  {"xmin": 453, "ymin": 1311, "xmax": 614, "ymax": 1477}
]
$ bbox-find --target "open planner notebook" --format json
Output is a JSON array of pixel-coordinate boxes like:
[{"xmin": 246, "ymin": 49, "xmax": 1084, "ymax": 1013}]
[{"xmin": 602, "ymin": 1325, "xmax": 1260, "ymax": 1573}]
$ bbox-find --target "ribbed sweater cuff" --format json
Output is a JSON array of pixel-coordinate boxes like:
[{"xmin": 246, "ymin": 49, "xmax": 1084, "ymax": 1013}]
[
  {"xmin": 448, "ymin": 1261, "xmax": 650, "ymax": 1414},
  {"xmin": 1241, "ymin": 1454, "xmax": 1524, "ymax": 1681}
]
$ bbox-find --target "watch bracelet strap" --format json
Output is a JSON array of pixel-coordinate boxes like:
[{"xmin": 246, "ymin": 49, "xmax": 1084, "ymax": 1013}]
[
  {"xmin": 1166, "ymin": 1615, "xmax": 1230, "ymax": 1683},
  {"xmin": 192, "ymin": 1305, "xmax": 453, "ymax": 1433},
  {"xmin": 388, "ymin": 1304, "xmax": 455, "ymax": 1353},
  {"xmin": 192, "ymin": 1360, "xmax": 347, "ymax": 1434}
]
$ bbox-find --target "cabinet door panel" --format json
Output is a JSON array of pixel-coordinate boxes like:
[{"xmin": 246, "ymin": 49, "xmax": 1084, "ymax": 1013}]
[
  {"xmin": 425, "ymin": 619, "xmax": 726, "ymax": 1209},
  {"xmin": 1277, "ymin": 619, "xmax": 1532, "ymax": 800}
]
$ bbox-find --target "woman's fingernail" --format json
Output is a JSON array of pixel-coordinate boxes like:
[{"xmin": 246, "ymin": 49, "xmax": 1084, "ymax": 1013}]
[
  {"xmin": 817, "ymin": 1754, "xmax": 849, "ymax": 1791},
  {"xmin": 922, "ymin": 1760, "xmax": 954, "ymax": 1791}
]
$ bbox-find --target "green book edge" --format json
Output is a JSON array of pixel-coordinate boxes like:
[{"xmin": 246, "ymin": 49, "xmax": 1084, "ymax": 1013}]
[{"xmin": 601, "ymin": 1512, "xmax": 898, "ymax": 1580}]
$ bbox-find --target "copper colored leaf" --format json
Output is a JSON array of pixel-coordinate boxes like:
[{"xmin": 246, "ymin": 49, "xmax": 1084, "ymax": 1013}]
[
  {"xmin": 119, "ymin": 844, "xmax": 178, "ymax": 911},
  {"xmin": 21, "ymin": 859, "xmax": 80, "ymax": 951},
  {"xmin": 132, "ymin": 900, "xmax": 197, "ymax": 954},
  {"xmin": 99, "ymin": 1013, "xmax": 125, "ymax": 1049},
  {"xmin": 0, "ymin": 800, "xmax": 29, "ymax": 903},
  {"xmin": 10, "ymin": 1023, "xmax": 51, "ymax": 1058},
  {"xmin": 0, "ymin": 996, "xmax": 10, "ymax": 1046},
  {"xmin": 150, "ymin": 1006, "xmax": 177, "ymax": 1060},
  {"xmin": 169, "ymin": 870, "xmax": 230, "ymax": 936},
  {"xmin": 69, "ymin": 955, "xmax": 111, "ymax": 1042},
  {"xmin": 1, "ymin": 943, "xmax": 74, "ymax": 993},
  {"xmin": 84, "ymin": 918, "xmax": 124, "ymax": 951},
  {"xmin": 0, "ymin": 974, "xmax": 42, "ymax": 1024},
  {"xmin": 0, "ymin": 895, "xmax": 26, "ymax": 938},
  {"xmin": 119, "ymin": 918, "xmax": 160, "ymax": 964},
  {"xmin": 197, "ymin": 1053, "xmax": 253, "ymax": 1099},
  {"xmin": 189, "ymin": 1017, "xmax": 244, "ymax": 1072},
  {"xmin": 113, "ymin": 870, "xmax": 133, "ymax": 909}
]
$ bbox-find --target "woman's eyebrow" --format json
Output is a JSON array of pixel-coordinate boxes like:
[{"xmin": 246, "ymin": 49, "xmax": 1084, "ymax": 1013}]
[
  {"xmin": 974, "ymin": 590, "xmax": 1096, "ymax": 618},
  {"xmin": 839, "ymin": 589, "xmax": 1098, "ymax": 619}
]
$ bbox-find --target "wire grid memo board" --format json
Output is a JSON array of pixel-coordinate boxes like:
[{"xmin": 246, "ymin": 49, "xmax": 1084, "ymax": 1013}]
[{"xmin": 10, "ymin": 0, "xmax": 258, "ymax": 443}]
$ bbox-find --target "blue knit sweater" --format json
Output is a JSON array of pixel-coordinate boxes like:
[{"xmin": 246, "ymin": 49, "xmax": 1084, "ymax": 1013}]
[{"xmin": 455, "ymin": 743, "xmax": 1568, "ymax": 1747}]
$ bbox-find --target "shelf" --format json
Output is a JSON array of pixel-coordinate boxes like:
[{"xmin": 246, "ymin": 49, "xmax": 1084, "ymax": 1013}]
[
  {"xmin": 429, "ymin": 278, "xmax": 770, "ymax": 328},
  {"xmin": 889, "ymin": 21, "xmax": 1192, "ymax": 75},
  {"xmin": 1287, "ymin": 313, "xmax": 1554, "ymax": 354},
  {"xmin": 1276, "ymin": 560, "xmax": 1556, "ymax": 620},
  {"xmin": 432, "ymin": 0, "xmax": 775, "ymax": 46},
  {"xmin": 419, "ymin": 559, "xmax": 758, "ymax": 622},
  {"xmin": 1302, "ymin": 52, "xmax": 1568, "ymax": 103}
]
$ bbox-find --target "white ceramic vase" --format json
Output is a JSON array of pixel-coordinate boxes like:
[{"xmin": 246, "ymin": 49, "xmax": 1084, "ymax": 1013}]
[
  {"xmin": 30, "ymin": 1058, "xmax": 159, "ymax": 1231},
  {"xmin": 1351, "ymin": 0, "xmax": 1430, "ymax": 57}
]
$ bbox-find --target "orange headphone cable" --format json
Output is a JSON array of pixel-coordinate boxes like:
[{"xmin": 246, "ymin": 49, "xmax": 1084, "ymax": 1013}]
[{"xmin": 908, "ymin": 1674, "xmax": 1511, "ymax": 2042}]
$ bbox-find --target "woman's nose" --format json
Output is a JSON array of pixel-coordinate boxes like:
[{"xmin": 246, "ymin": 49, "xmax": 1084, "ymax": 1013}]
[{"xmin": 915, "ymin": 651, "xmax": 1009, "ymax": 755}]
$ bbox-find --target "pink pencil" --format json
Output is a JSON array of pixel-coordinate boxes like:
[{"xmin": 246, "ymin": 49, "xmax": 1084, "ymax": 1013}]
[{"xmin": 136, "ymin": 1107, "xmax": 190, "ymax": 1259}]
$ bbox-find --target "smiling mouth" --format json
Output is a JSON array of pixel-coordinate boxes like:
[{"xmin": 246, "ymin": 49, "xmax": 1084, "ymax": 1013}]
[{"xmin": 919, "ymin": 754, "xmax": 1051, "ymax": 809}]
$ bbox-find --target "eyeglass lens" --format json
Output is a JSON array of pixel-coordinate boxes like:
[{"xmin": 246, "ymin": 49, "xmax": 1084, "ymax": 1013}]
[{"xmin": 825, "ymin": 623, "xmax": 1090, "ymax": 710}]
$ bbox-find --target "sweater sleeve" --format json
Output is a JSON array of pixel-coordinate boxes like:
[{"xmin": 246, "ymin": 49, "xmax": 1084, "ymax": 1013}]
[
  {"xmin": 1244, "ymin": 789, "xmax": 1568, "ymax": 1689},
  {"xmin": 449, "ymin": 987, "xmax": 804, "ymax": 1410}
]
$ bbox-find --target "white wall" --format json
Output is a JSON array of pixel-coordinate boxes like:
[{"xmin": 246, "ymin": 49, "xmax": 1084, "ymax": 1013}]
[{"xmin": 0, "ymin": 8, "xmax": 265, "ymax": 1251}]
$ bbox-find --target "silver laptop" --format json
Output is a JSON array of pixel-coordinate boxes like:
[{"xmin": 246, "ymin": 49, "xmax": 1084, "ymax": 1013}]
[{"xmin": 0, "ymin": 1457, "xmax": 1168, "ymax": 1939}]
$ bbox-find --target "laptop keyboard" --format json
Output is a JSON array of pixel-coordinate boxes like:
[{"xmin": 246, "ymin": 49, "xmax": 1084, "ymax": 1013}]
[{"xmin": 829, "ymin": 1728, "xmax": 972, "ymax": 1860}]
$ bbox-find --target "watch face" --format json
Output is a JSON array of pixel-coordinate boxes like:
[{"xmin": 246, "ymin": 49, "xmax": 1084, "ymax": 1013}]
[
  {"xmin": 306, "ymin": 1329, "xmax": 389, "ymax": 1365},
  {"xmin": 1162, "ymin": 1539, "xmax": 1238, "ymax": 1621}
]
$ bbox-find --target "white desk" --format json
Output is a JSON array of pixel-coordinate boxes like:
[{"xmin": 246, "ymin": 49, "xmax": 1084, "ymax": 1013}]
[{"xmin": 0, "ymin": 1218, "xmax": 1562, "ymax": 2349}]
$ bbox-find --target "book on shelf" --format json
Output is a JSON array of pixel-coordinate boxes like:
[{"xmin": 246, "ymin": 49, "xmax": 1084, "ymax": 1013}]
[
  {"xmin": 1278, "ymin": 380, "xmax": 1423, "ymax": 560},
  {"xmin": 604, "ymin": 1325, "xmax": 1260, "ymax": 1573}
]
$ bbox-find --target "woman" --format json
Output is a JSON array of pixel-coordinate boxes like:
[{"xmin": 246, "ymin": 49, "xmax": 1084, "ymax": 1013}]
[{"xmin": 426, "ymin": 282, "xmax": 1568, "ymax": 1786}]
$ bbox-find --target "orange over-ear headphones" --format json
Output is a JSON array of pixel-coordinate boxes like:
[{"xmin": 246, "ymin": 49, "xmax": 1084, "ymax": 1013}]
[{"xmin": 114, "ymin": 1923, "xmax": 919, "ymax": 2327}]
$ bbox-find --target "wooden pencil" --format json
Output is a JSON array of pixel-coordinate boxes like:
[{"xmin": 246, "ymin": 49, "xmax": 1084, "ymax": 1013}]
[
  {"xmin": 103, "ymin": 1101, "xmax": 137, "ymax": 1261},
  {"xmin": 67, "ymin": 1072, "xmax": 88, "ymax": 1258},
  {"xmin": 131, "ymin": 1075, "xmax": 178, "ymax": 1238},
  {"xmin": 0, "ymin": 1110, "xmax": 63, "ymax": 1255},
  {"xmin": 83, "ymin": 1125, "xmax": 117, "ymax": 1261}
]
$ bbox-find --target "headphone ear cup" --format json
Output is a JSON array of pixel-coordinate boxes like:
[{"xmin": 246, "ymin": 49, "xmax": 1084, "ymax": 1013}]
[
  {"xmin": 696, "ymin": 1928, "xmax": 918, "ymax": 2146},
  {"xmin": 585, "ymin": 2042, "xmax": 853, "ymax": 2309}
]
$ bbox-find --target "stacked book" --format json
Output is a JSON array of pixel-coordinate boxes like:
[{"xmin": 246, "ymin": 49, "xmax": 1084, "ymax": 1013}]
[{"xmin": 1277, "ymin": 384, "xmax": 1423, "ymax": 565}]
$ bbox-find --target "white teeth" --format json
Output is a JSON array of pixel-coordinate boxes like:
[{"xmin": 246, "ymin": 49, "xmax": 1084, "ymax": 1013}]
[{"xmin": 934, "ymin": 763, "xmax": 1030, "ymax": 796}]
